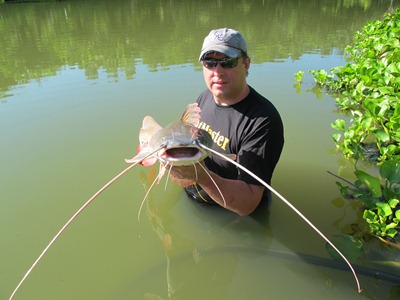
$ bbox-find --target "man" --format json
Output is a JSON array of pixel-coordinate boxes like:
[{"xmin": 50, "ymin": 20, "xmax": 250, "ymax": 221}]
[{"xmin": 170, "ymin": 28, "xmax": 284, "ymax": 216}]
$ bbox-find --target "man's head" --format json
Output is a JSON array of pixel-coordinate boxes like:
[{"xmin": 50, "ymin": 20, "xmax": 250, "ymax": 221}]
[
  {"xmin": 199, "ymin": 28, "xmax": 247, "ymax": 61},
  {"xmin": 199, "ymin": 29, "xmax": 250, "ymax": 105}
]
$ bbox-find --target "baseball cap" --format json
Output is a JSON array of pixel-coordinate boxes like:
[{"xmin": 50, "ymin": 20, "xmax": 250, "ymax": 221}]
[{"xmin": 199, "ymin": 28, "xmax": 247, "ymax": 61}]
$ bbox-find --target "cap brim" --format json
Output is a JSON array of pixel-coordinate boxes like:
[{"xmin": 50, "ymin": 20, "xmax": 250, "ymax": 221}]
[{"xmin": 199, "ymin": 46, "xmax": 242, "ymax": 61}]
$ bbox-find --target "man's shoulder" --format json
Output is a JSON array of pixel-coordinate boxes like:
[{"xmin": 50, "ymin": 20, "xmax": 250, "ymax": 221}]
[
  {"xmin": 247, "ymin": 86, "xmax": 272, "ymax": 105},
  {"xmin": 237, "ymin": 87, "xmax": 280, "ymax": 117}
]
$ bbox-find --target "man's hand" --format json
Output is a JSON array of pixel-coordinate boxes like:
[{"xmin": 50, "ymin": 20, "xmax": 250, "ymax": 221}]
[
  {"xmin": 166, "ymin": 161, "xmax": 264, "ymax": 216},
  {"xmin": 166, "ymin": 161, "xmax": 207, "ymax": 187}
]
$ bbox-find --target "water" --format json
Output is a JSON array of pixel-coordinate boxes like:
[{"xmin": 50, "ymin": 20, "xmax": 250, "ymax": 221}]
[{"xmin": 1, "ymin": 0, "xmax": 399, "ymax": 299}]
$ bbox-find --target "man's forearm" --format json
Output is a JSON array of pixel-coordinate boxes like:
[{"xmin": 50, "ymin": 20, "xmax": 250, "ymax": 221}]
[{"xmin": 196, "ymin": 170, "xmax": 264, "ymax": 216}]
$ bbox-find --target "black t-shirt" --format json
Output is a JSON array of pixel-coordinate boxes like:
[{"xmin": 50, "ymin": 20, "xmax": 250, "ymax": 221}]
[{"xmin": 196, "ymin": 86, "xmax": 284, "ymax": 186}]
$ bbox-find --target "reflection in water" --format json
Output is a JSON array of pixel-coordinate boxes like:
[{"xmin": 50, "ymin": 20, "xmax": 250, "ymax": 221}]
[
  {"xmin": 0, "ymin": 0, "xmax": 397, "ymax": 98},
  {"xmin": 140, "ymin": 168, "xmax": 400, "ymax": 299},
  {"xmin": 140, "ymin": 168, "xmax": 273, "ymax": 299}
]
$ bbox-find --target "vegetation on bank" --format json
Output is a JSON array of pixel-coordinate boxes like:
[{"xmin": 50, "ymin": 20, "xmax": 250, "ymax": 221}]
[
  {"xmin": 308, "ymin": 9, "xmax": 400, "ymax": 163},
  {"xmin": 296, "ymin": 9, "xmax": 400, "ymax": 247}
]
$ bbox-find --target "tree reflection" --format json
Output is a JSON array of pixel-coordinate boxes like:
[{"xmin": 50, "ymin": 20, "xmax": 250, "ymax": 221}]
[{"xmin": 0, "ymin": 0, "xmax": 397, "ymax": 98}]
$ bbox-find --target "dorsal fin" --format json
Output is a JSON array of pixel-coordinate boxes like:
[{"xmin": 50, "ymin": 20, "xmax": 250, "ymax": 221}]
[{"xmin": 180, "ymin": 103, "xmax": 201, "ymax": 126}]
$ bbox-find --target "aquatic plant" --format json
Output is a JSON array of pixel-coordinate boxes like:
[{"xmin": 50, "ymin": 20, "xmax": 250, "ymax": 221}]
[
  {"xmin": 301, "ymin": 9, "xmax": 400, "ymax": 163},
  {"xmin": 335, "ymin": 160, "xmax": 400, "ymax": 243},
  {"xmin": 296, "ymin": 9, "xmax": 400, "ymax": 245}
]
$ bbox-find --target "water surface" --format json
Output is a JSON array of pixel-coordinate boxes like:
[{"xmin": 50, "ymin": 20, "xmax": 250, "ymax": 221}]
[{"xmin": 1, "ymin": 1, "xmax": 399, "ymax": 299}]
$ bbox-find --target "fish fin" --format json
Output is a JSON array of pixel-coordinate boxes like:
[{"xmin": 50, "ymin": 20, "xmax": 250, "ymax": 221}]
[
  {"xmin": 139, "ymin": 116, "xmax": 163, "ymax": 147},
  {"xmin": 226, "ymin": 154, "xmax": 236, "ymax": 160},
  {"xmin": 125, "ymin": 146, "xmax": 163, "ymax": 166},
  {"xmin": 180, "ymin": 103, "xmax": 201, "ymax": 126},
  {"xmin": 125, "ymin": 117, "xmax": 164, "ymax": 166},
  {"xmin": 125, "ymin": 152, "xmax": 158, "ymax": 166}
]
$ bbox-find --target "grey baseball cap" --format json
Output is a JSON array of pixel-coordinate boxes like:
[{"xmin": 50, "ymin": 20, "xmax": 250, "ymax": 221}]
[{"xmin": 199, "ymin": 28, "xmax": 247, "ymax": 61}]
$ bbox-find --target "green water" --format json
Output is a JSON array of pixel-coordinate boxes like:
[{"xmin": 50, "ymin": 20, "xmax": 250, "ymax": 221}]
[{"xmin": 1, "ymin": 0, "xmax": 399, "ymax": 299}]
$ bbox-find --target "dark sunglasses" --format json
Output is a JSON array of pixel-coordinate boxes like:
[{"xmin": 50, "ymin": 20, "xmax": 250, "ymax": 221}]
[{"xmin": 201, "ymin": 57, "xmax": 242, "ymax": 69}]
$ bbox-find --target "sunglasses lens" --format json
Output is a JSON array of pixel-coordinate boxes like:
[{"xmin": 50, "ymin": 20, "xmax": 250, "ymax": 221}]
[
  {"xmin": 203, "ymin": 60, "xmax": 217, "ymax": 69},
  {"xmin": 202, "ymin": 57, "xmax": 240, "ymax": 69},
  {"xmin": 220, "ymin": 58, "xmax": 237, "ymax": 68}
]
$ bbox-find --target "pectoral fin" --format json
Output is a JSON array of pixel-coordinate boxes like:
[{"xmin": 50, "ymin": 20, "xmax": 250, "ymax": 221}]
[
  {"xmin": 138, "ymin": 116, "xmax": 163, "ymax": 148},
  {"xmin": 225, "ymin": 154, "xmax": 237, "ymax": 160},
  {"xmin": 125, "ymin": 146, "xmax": 163, "ymax": 167},
  {"xmin": 125, "ymin": 116, "xmax": 164, "ymax": 166},
  {"xmin": 125, "ymin": 152, "xmax": 157, "ymax": 166}
]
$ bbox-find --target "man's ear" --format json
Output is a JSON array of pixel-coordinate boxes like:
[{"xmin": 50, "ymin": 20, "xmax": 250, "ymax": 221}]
[{"xmin": 244, "ymin": 57, "xmax": 251, "ymax": 71}]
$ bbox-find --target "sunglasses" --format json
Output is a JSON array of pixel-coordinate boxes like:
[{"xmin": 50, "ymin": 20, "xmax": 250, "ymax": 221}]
[{"xmin": 201, "ymin": 57, "xmax": 242, "ymax": 69}]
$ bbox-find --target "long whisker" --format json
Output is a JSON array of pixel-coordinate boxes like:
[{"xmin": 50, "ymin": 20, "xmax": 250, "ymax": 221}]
[
  {"xmin": 138, "ymin": 169, "xmax": 162, "ymax": 222},
  {"xmin": 197, "ymin": 162, "xmax": 226, "ymax": 207},
  {"xmin": 199, "ymin": 143, "xmax": 362, "ymax": 293},
  {"xmin": 8, "ymin": 160, "xmax": 142, "ymax": 300},
  {"xmin": 164, "ymin": 162, "xmax": 172, "ymax": 191},
  {"xmin": 9, "ymin": 146, "xmax": 166, "ymax": 300},
  {"xmin": 192, "ymin": 162, "xmax": 199, "ymax": 181}
]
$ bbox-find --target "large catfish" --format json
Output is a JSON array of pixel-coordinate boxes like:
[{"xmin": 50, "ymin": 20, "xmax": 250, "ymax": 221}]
[
  {"xmin": 125, "ymin": 103, "xmax": 227, "ymax": 217},
  {"xmin": 125, "ymin": 102, "xmax": 214, "ymax": 185}
]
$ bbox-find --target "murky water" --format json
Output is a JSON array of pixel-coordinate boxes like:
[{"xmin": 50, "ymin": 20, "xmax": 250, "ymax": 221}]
[{"xmin": 1, "ymin": 1, "xmax": 399, "ymax": 299}]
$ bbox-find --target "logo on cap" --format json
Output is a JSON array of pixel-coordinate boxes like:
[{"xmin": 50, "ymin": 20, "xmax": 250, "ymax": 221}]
[{"xmin": 213, "ymin": 31, "xmax": 226, "ymax": 41}]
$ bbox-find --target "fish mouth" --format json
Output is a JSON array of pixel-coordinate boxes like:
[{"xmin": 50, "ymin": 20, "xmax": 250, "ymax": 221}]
[
  {"xmin": 166, "ymin": 147, "xmax": 200, "ymax": 158},
  {"xmin": 158, "ymin": 146, "xmax": 207, "ymax": 166}
]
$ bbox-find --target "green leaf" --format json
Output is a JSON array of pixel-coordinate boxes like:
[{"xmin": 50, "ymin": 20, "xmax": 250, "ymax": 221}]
[
  {"xmin": 385, "ymin": 222, "xmax": 398, "ymax": 230},
  {"xmin": 380, "ymin": 160, "xmax": 400, "ymax": 184},
  {"xmin": 294, "ymin": 71, "xmax": 304, "ymax": 82},
  {"xmin": 363, "ymin": 209, "xmax": 378, "ymax": 223},
  {"xmin": 355, "ymin": 170, "xmax": 383, "ymax": 198},
  {"xmin": 361, "ymin": 116, "xmax": 374, "ymax": 129},
  {"xmin": 363, "ymin": 99, "xmax": 378, "ymax": 116},
  {"xmin": 388, "ymin": 198, "xmax": 399, "ymax": 209},
  {"xmin": 376, "ymin": 202, "xmax": 393, "ymax": 217},
  {"xmin": 375, "ymin": 130, "xmax": 390, "ymax": 142},
  {"xmin": 378, "ymin": 86, "xmax": 395, "ymax": 95},
  {"xmin": 370, "ymin": 223, "xmax": 380, "ymax": 233},
  {"xmin": 331, "ymin": 119, "xmax": 346, "ymax": 132},
  {"xmin": 386, "ymin": 228, "xmax": 397, "ymax": 238},
  {"xmin": 332, "ymin": 133, "xmax": 341, "ymax": 143}
]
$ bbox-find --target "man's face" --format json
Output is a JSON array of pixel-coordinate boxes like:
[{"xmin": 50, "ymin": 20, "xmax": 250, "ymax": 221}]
[{"xmin": 202, "ymin": 52, "xmax": 250, "ymax": 104}]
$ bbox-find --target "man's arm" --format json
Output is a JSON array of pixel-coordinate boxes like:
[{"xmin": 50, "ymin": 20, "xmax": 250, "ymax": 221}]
[{"xmin": 169, "ymin": 163, "xmax": 264, "ymax": 216}]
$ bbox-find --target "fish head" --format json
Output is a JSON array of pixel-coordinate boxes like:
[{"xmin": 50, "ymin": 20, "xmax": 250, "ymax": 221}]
[
  {"xmin": 151, "ymin": 121, "xmax": 213, "ymax": 166},
  {"xmin": 126, "ymin": 103, "xmax": 212, "ymax": 167}
]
